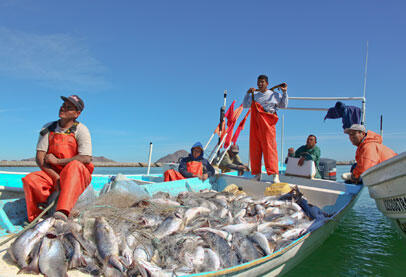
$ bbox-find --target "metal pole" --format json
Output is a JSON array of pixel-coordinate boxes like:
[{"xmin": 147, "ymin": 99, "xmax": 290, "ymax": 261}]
[
  {"xmin": 380, "ymin": 115, "xmax": 383, "ymax": 138},
  {"xmin": 217, "ymin": 144, "xmax": 232, "ymax": 166},
  {"xmin": 209, "ymin": 134, "xmax": 228, "ymax": 164},
  {"xmin": 147, "ymin": 142, "xmax": 153, "ymax": 175},
  {"xmin": 361, "ymin": 41, "xmax": 369, "ymax": 125},
  {"xmin": 280, "ymin": 115, "xmax": 284, "ymax": 163},
  {"xmin": 203, "ymin": 133, "xmax": 215, "ymax": 151}
]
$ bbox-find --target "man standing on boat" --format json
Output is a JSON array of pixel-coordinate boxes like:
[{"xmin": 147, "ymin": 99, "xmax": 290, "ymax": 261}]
[
  {"xmin": 345, "ymin": 124, "xmax": 397, "ymax": 184},
  {"xmin": 243, "ymin": 75, "xmax": 288, "ymax": 182},
  {"xmin": 287, "ymin": 135, "xmax": 321, "ymax": 178},
  {"xmin": 22, "ymin": 95, "xmax": 93, "ymax": 222}
]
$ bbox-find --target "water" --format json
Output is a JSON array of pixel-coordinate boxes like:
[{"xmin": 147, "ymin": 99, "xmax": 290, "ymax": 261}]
[
  {"xmin": 2, "ymin": 166, "xmax": 405, "ymax": 275},
  {"xmin": 286, "ymin": 166, "xmax": 406, "ymax": 277}
]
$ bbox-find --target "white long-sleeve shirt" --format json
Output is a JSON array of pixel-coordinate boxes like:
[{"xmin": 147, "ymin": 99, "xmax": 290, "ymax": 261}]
[{"xmin": 243, "ymin": 90, "xmax": 288, "ymax": 113}]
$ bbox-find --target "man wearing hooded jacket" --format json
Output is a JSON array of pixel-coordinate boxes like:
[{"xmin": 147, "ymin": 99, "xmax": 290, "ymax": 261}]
[
  {"xmin": 345, "ymin": 124, "xmax": 397, "ymax": 184},
  {"xmin": 22, "ymin": 95, "xmax": 93, "ymax": 222},
  {"xmin": 164, "ymin": 142, "xmax": 215, "ymax": 181}
]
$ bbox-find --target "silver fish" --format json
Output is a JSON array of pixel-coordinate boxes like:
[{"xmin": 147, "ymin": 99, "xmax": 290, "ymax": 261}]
[
  {"xmin": 198, "ymin": 248, "xmax": 220, "ymax": 272},
  {"xmin": 184, "ymin": 206, "xmax": 211, "ymax": 225},
  {"xmin": 200, "ymin": 231, "xmax": 239, "ymax": 268},
  {"xmin": 38, "ymin": 235, "xmax": 68, "ymax": 277},
  {"xmin": 153, "ymin": 215, "xmax": 184, "ymax": 239},
  {"xmin": 9, "ymin": 217, "xmax": 55, "ymax": 268},
  {"xmin": 250, "ymin": 232, "xmax": 274, "ymax": 255},
  {"xmin": 232, "ymin": 233, "xmax": 263, "ymax": 263},
  {"xmin": 221, "ymin": 223, "xmax": 258, "ymax": 235},
  {"xmin": 94, "ymin": 217, "xmax": 125, "ymax": 272}
]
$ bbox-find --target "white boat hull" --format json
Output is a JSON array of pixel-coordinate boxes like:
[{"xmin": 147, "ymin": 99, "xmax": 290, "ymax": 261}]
[{"xmin": 362, "ymin": 151, "xmax": 406, "ymax": 238}]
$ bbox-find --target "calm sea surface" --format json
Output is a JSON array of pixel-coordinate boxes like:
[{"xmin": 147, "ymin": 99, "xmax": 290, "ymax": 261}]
[{"xmin": 2, "ymin": 166, "xmax": 405, "ymax": 276}]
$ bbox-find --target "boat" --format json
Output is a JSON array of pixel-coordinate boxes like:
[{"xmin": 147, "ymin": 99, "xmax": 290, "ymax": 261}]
[
  {"xmin": 0, "ymin": 170, "xmax": 362, "ymax": 276},
  {"xmin": 362, "ymin": 151, "xmax": 406, "ymax": 238}
]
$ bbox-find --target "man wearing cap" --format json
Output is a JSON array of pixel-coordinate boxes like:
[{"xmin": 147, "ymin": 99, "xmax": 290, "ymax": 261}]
[
  {"xmin": 243, "ymin": 74, "xmax": 288, "ymax": 182},
  {"xmin": 345, "ymin": 124, "xmax": 397, "ymax": 184},
  {"xmin": 219, "ymin": 145, "xmax": 250, "ymax": 175},
  {"xmin": 22, "ymin": 95, "xmax": 94, "ymax": 222}
]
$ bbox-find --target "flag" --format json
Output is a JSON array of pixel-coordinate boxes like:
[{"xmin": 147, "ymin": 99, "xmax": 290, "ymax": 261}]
[
  {"xmin": 224, "ymin": 105, "xmax": 243, "ymax": 148},
  {"xmin": 224, "ymin": 101, "xmax": 235, "ymax": 128},
  {"xmin": 231, "ymin": 109, "xmax": 251, "ymax": 145}
]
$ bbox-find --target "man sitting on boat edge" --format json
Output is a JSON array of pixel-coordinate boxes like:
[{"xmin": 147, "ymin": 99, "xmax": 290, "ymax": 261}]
[
  {"xmin": 345, "ymin": 124, "xmax": 397, "ymax": 184},
  {"xmin": 22, "ymin": 95, "xmax": 94, "ymax": 222},
  {"xmin": 218, "ymin": 144, "xmax": 250, "ymax": 175},
  {"xmin": 287, "ymin": 135, "xmax": 321, "ymax": 178},
  {"xmin": 164, "ymin": 142, "xmax": 215, "ymax": 182}
]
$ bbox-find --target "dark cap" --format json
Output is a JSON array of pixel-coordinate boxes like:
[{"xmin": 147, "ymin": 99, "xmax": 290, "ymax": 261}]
[
  {"xmin": 61, "ymin": 95, "xmax": 84, "ymax": 111},
  {"xmin": 230, "ymin": 145, "xmax": 239, "ymax": 153}
]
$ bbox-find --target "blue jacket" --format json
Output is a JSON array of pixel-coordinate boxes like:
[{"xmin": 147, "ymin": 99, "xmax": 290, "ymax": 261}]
[
  {"xmin": 178, "ymin": 142, "xmax": 215, "ymax": 178},
  {"xmin": 324, "ymin": 101, "xmax": 361, "ymax": 129}
]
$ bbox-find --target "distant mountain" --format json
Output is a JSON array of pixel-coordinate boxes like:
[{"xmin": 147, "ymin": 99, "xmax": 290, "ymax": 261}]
[
  {"xmin": 20, "ymin": 156, "xmax": 116, "ymax": 163},
  {"xmin": 156, "ymin": 150, "xmax": 189, "ymax": 163}
]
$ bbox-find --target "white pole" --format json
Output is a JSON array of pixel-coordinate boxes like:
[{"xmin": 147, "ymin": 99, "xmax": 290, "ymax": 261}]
[
  {"xmin": 217, "ymin": 144, "xmax": 232, "ymax": 166},
  {"xmin": 147, "ymin": 142, "xmax": 153, "ymax": 175},
  {"xmin": 203, "ymin": 133, "xmax": 215, "ymax": 151},
  {"xmin": 362, "ymin": 41, "xmax": 369, "ymax": 125},
  {"xmin": 209, "ymin": 134, "xmax": 228, "ymax": 164}
]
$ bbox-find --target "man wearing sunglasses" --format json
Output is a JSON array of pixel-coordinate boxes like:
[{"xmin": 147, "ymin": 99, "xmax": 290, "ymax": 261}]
[{"xmin": 22, "ymin": 95, "xmax": 94, "ymax": 222}]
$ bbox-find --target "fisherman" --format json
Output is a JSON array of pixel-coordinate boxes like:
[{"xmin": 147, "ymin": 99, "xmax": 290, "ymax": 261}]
[
  {"xmin": 22, "ymin": 95, "xmax": 93, "ymax": 222},
  {"xmin": 164, "ymin": 142, "xmax": 215, "ymax": 181},
  {"xmin": 243, "ymin": 74, "xmax": 288, "ymax": 182},
  {"xmin": 218, "ymin": 144, "xmax": 250, "ymax": 175},
  {"xmin": 345, "ymin": 124, "xmax": 397, "ymax": 184},
  {"xmin": 288, "ymin": 135, "xmax": 321, "ymax": 178}
]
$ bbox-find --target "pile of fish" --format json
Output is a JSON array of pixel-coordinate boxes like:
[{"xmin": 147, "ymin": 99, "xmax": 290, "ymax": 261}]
[{"xmin": 9, "ymin": 188, "xmax": 326, "ymax": 276}]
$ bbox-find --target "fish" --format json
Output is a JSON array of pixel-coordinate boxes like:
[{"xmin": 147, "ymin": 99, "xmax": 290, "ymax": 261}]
[
  {"xmin": 153, "ymin": 214, "xmax": 184, "ymax": 239},
  {"xmin": 221, "ymin": 223, "xmax": 258, "ymax": 235},
  {"xmin": 250, "ymin": 231, "xmax": 275, "ymax": 255},
  {"xmin": 94, "ymin": 217, "xmax": 125, "ymax": 272},
  {"xmin": 199, "ymin": 231, "xmax": 239, "ymax": 268},
  {"xmin": 66, "ymin": 233, "xmax": 87, "ymax": 269},
  {"xmin": 149, "ymin": 198, "xmax": 181, "ymax": 207},
  {"xmin": 232, "ymin": 233, "xmax": 263, "ymax": 263},
  {"xmin": 119, "ymin": 237, "xmax": 133, "ymax": 268},
  {"xmin": 9, "ymin": 217, "xmax": 55, "ymax": 268},
  {"xmin": 38, "ymin": 235, "xmax": 68, "ymax": 277},
  {"xmin": 184, "ymin": 207, "xmax": 211, "ymax": 226},
  {"xmin": 200, "ymin": 248, "xmax": 221, "ymax": 272},
  {"xmin": 194, "ymin": 227, "xmax": 233, "ymax": 242}
]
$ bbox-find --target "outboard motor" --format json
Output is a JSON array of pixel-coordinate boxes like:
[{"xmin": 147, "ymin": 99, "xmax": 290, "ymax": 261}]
[{"xmin": 319, "ymin": 158, "xmax": 336, "ymax": 181}]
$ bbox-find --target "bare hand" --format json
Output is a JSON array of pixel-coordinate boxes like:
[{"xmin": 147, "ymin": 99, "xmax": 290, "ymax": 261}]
[
  {"xmin": 247, "ymin": 88, "xmax": 256, "ymax": 94},
  {"xmin": 298, "ymin": 157, "xmax": 305, "ymax": 166},
  {"xmin": 45, "ymin": 153, "xmax": 59, "ymax": 165},
  {"xmin": 280, "ymin": 83, "xmax": 288, "ymax": 93},
  {"xmin": 201, "ymin": 173, "xmax": 209, "ymax": 181}
]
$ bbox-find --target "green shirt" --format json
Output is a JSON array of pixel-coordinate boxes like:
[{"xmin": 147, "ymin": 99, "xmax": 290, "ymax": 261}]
[
  {"xmin": 219, "ymin": 151, "xmax": 244, "ymax": 173},
  {"xmin": 294, "ymin": 145, "xmax": 321, "ymax": 178}
]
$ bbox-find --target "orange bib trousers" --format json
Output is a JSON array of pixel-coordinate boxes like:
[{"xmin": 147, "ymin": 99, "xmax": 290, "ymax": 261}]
[
  {"xmin": 22, "ymin": 132, "xmax": 93, "ymax": 222},
  {"xmin": 249, "ymin": 101, "xmax": 279, "ymax": 176}
]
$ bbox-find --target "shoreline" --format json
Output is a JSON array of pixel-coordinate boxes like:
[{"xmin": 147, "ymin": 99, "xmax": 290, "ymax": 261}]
[
  {"xmin": 0, "ymin": 161, "xmax": 165, "ymax": 167},
  {"xmin": 0, "ymin": 160, "xmax": 354, "ymax": 167}
]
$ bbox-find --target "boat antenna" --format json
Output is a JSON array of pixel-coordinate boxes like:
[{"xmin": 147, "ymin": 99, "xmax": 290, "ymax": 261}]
[{"xmin": 361, "ymin": 41, "xmax": 368, "ymax": 125}]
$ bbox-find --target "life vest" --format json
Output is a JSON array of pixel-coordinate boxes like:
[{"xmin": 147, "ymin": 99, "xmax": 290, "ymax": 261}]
[
  {"xmin": 42, "ymin": 121, "xmax": 94, "ymax": 174},
  {"xmin": 186, "ymin": 161, "xmax": 203, "ymax": 176},
  {"xmin": 164, "ymin": 160, "xmax": 203, "ymax": 182}
]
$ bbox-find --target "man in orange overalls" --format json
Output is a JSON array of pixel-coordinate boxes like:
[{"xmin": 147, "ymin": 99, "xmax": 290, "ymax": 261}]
[
  {"xmin": 22, "ymin": 95, "xmax": 94, "ymax": 222},
  {"xmin": 243, "ymin": 75, "xmax": 288, "ymax": 182},
  {"xmin": 345, "ymin": 124, "xmax": 397, "ymax": 184}
]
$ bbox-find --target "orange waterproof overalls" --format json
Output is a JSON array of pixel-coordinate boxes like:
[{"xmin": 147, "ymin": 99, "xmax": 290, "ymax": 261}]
[
  {"xmin": 22, "ymin": 122, "xmax": 94, "ymax": 222},
  {"xmin": 164, "ymin": 161, "xmax": 203, "ymax": 182},
  {"xmin": 250, "ymin": 100, "xmax": 279, "ymax": 176}
]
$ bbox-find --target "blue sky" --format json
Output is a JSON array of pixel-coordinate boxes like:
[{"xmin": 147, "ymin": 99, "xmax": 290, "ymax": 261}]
[{"xmin": 0, "ymin": 0, "xmax": 405, "ymax": 163}]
